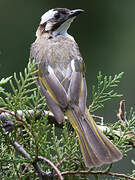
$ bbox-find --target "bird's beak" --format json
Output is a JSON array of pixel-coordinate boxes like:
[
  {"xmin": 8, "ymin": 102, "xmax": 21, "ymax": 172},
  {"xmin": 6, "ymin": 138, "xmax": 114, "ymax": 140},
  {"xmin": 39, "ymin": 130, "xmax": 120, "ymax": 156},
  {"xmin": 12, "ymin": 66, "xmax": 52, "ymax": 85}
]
[{"xmin": 68, "ymin": 9, "xmax": 84, "ymax": 18}]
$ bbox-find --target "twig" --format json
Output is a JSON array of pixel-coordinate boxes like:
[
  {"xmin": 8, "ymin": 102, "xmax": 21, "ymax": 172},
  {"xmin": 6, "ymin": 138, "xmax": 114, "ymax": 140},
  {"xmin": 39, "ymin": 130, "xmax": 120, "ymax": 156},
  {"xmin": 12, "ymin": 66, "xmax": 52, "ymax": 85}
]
[
  {"xmin": 20, "ymin": 163, "xmax": 30, "ymax": 178},
  {"xmin": 92, "ymin": 115, "xmax": 103, "ymax": 121},
  {"xmin": 5, "ymin": 138, "xmax": 53, "ymax": 179},
  {"xmin": 32, "ymin": 162, "xmax": 52, "ymax": 180},
  {"xmin": 60, "ymin": 170, "xmax": 135, "ymax": 180},
  {"xmin": 0, "ymin": 109, "xmax": 53, "ymax": 180},
  {"xmin": 117, "ymin": 100, "xmax": 128, "ymax": 126},
  {"xmin": 0, "ymin": 108, "xmax": 63, "ymax": 128},
  {"xmin": 56, "ymin": 158, "xmax": 67, "ymax": 168},
  {"xmin": 0, "ymin": 108, "xmax": 39, "ymax": 158},
  {"xmin": 0, "ymin": 102, "xmax": 135, "ymax": 179},
  {"xmin": 1, "ymin": 108, "xmax": 135, "ymax": 147},
  {"xmin": 11, "ymin": 141, "xmax": 31, "ymax": 159},
  {"xmin": 117, "ymin": 100, "xmax": 135, "ymax": 145},
  {"xmin": 0, "ymin": 108, "xmax": 54, "ymax": 121},
  {"xmin": 38, "ymin": 156, "xmax": 63, "ymax": 180}
]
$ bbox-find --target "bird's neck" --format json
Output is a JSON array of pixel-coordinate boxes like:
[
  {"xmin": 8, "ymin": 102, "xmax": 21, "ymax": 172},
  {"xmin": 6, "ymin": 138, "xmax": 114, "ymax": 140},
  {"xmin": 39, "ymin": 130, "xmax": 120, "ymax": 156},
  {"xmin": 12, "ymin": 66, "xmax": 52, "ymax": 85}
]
[
  {"xmin": 52, "ymin": 17, "xmax": 75, "ymax": 37},
  {"xmin": 36, "ymin": 17, "xmax": 75, "ymax": 41},
  {"xmin": 36, "ymin": 26, "xmax": 75, "ymax": 41}
]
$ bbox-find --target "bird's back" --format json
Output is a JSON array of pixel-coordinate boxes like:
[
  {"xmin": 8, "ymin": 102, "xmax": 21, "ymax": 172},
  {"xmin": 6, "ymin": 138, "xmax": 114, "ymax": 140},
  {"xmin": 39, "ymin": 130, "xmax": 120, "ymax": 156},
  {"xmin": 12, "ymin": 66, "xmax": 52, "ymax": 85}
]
[{"xmin": 30, "ymin": 34, "xmax": 83, "ymax": 91}]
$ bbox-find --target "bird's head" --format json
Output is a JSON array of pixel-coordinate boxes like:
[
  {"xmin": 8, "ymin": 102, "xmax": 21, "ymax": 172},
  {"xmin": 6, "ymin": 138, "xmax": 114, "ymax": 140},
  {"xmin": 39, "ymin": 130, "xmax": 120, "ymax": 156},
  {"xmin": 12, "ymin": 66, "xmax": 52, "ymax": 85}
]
[{"xmin": 37, "ymin": 8, "xmax": 84, "ymax": 37}]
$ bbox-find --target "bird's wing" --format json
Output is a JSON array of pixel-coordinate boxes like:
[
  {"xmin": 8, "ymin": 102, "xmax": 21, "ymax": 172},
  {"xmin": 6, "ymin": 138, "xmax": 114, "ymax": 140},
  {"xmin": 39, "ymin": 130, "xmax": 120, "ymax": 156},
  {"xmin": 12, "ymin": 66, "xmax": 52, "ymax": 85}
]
[
  {"xmin": 38, "ymin": 61, "xmax": 68, "ymax": 108},
  {"xmin": 38, "ymin": 56, "xmax": 86, "ymax": 112},
  {"xmin": 30, "ymin": 36, "xmax": 87, "ymax": 113}
]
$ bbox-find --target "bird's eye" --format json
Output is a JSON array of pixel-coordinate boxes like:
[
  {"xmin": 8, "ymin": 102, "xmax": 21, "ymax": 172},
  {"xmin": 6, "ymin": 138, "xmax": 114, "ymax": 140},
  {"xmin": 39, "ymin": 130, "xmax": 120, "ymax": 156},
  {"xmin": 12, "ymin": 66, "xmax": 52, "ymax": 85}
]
[{"xmin": 54, "ymin": 13, "xmax": 60, "ymax": 19}]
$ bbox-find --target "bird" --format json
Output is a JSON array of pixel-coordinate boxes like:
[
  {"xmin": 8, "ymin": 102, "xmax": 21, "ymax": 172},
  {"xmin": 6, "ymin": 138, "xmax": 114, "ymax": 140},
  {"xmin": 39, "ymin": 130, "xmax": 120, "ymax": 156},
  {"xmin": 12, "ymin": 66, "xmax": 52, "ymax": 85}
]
[{"xmin": 30, "ymin": 8, "xmax": 122, "ymax": 167}]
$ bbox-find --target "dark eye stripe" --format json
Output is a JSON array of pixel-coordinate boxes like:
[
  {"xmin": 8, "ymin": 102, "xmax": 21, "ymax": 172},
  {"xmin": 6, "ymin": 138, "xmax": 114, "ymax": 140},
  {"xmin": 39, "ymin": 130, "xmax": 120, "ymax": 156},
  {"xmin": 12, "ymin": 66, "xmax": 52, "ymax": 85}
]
[
  {"xmin": 54, "ymin": 13, "xmax": 60, "ymax": 19},
  {"xmin": 51, "ymin": 20, "xmax": 65, "ymax": 31}
]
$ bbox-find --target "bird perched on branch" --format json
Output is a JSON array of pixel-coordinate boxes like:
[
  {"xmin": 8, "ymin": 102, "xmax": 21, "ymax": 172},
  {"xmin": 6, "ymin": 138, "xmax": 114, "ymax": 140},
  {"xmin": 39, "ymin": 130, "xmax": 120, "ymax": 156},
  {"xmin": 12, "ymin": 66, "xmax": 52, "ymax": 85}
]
[{"xmin": 30, "ymin": 8, "xmax": 122, "ymax": 167}]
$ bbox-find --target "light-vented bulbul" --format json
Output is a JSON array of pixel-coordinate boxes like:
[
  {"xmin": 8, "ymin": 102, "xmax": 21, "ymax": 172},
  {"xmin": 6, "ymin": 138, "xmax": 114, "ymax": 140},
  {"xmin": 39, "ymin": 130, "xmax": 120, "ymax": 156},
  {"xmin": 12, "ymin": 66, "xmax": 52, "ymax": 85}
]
[{"xmin": 30, "ymin": 8, "xmax": 122, "ymax": 167}]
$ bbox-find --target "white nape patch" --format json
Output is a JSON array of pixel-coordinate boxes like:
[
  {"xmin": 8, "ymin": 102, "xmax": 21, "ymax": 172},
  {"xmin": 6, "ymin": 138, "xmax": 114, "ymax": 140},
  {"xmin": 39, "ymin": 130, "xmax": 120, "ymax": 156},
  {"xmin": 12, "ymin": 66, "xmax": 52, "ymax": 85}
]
[
  {"xmin": 71, "ymin": 60, "xmax": 75, "ymax": 72},
  {"xmin": 45, "ymin": 22, "xmax": 53, "ymax": 31},
  {"xmin": 40, "ymin": 9, "xmax": 56, "ymax": 24}
]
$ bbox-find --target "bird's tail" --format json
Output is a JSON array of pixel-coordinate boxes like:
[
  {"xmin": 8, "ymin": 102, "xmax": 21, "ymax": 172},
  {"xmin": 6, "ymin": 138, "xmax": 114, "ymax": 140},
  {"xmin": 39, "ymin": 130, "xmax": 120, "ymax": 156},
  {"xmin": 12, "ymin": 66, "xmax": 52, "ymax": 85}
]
[{"xmin": 65, "ymin": 105, "xmax": 122, "ymax": 168}]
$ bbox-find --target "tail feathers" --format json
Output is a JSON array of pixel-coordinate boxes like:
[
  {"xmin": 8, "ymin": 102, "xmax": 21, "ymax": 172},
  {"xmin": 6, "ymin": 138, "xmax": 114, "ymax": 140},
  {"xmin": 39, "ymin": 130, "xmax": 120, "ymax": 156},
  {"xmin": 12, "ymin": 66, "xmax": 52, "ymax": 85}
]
[{"xmin": 66, "ymin": 106, "xmax": 122, "ymax": 168}]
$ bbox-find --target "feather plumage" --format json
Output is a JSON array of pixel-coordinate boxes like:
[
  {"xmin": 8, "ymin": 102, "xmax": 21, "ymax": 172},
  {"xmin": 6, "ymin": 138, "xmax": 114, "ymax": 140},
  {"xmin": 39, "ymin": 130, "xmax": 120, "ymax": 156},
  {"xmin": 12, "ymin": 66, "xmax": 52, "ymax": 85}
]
[{"xmin": 30, "ymin": 8, "xmax": 122, "ymax": 167}]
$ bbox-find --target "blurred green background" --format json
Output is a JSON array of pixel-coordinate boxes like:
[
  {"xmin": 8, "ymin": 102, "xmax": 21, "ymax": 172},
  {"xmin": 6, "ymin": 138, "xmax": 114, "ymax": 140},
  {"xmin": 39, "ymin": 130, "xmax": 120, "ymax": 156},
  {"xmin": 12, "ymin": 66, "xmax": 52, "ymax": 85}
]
[{"xmin": 0, "ymin": 0, "xmax": 135, "ymax": 178}]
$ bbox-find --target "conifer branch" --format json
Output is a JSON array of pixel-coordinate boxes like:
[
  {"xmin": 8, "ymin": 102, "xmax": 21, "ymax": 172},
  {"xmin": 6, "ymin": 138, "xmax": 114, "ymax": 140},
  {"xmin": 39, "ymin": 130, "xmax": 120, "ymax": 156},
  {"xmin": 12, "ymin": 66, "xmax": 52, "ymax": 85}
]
[
  {"xmin": 37, "ymin": 156, "xmax": 63, "ymax": 180},
  {"xmin": 60, "ymin": 170, "xmax": 135, "ymax": 180},
  {"xmin": 0, "ymin": 63, "xmax": 134, "ymax": 179},
  {"xmin": 90, "ymin": 71, "xmax": 124, "ymax": 112}
]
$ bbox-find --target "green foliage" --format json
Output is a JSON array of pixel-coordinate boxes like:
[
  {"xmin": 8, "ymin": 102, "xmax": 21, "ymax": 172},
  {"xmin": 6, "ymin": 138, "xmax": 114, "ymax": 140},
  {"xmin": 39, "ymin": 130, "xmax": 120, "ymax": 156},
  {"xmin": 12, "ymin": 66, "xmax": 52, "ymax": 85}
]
[
  {"xmin": 0, "ymin": 63, "xmax": 134, "ymax": 180},
  {"xmin": 50, "ymin": 122, "xmax": 82, "ymax": 171},
  {"xmin": 0, "ymin": 62, "xmax": 38, "ymax": 112},
  {"xmin": 104, "ymin": 111, "xmax": 135, "ymax": 156},
  {"xmin": 90, "ymin": 71, "xmax": 124, "ymax": 112},
  {"xmin": 0, "ymin": 76, "xmax": 12, "ymax": 93},
  {"xmin": 0, "ymin": 76, "xmax": 12, "ymax": 85},
  {"xmin": 0, "ymin": 62, "xmax": 82, "ymax": 179}
]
